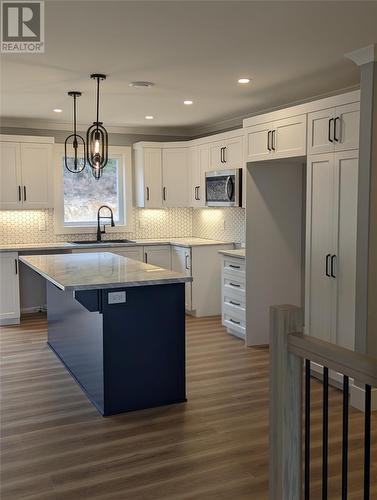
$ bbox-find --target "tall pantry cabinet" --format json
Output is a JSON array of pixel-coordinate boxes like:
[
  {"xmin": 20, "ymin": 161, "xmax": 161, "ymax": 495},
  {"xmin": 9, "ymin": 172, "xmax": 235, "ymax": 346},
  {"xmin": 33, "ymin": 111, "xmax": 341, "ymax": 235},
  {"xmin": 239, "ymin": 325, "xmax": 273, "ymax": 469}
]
[{"xmin": 305, "ymin": 101, "xmax": 359, "ymax": 351}]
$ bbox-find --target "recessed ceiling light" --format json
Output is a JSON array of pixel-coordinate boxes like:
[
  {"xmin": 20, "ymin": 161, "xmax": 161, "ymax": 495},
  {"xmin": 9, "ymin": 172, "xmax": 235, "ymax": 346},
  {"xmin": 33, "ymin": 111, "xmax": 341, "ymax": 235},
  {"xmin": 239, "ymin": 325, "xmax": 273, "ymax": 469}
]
[
  {"xmin": 238, "ymin": 78, "xmax": 251, "ymax": 84},
  {"xmin": 145, "ymin": 115, "xmax": 154, "ymax": 120},
  {"xmin": 184, "ymin": 100, "xmax": 193, "ymax": 105},
  {"xmin": 129, "ymin": 81, "xmax": 154, "ymax": 88},
  {"xmin": 53, "ymin": 108, "xmax": 63, "ymax": 113}
]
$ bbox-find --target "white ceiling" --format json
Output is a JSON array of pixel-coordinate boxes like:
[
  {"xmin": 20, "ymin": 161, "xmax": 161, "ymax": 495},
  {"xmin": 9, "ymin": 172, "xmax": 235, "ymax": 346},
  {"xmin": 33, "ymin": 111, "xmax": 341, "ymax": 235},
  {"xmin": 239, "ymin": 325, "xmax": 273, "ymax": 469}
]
[{"xmin": 1, "ymin": 0, "xmax": 377, "ymax": 136}]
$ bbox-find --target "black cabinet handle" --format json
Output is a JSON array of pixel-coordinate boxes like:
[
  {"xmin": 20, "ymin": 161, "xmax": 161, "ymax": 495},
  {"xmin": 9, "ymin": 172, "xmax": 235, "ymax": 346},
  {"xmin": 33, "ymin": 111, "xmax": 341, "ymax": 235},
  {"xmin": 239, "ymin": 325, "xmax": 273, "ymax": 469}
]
[
  {"xmin": 229, "ymin": 300, "xmax": 241, "ymax": 306},
  {"xmin": 229, "ymin": 318, "xmax": 241, "ymax": 325},
  {"xmin": 23, "ymin": 186, "xmax": 27, "ymax": 201},
  {"xmin": 144, "ymin": 252, "xmax": 148, "ymax": 263},
  {"xmin": 267, "ymin": 131, "xmax": 272, "ymax": 151},
  {"xmin": 328, "ymin": 118, "xmax": 334, "ymax": 143},
  {"xmin": 14, "ymin": 259, "xmax": 18, "ymax": 275},
  {"xmin": 229, "ymin": 282, "xmax": 241, "ymax": 288},
  {"xmin": 146, "ymin": 187, "xmax": 150, "ymax": 201},
  {"xmin": 271, "ymin": 130, "xmax": 276, "ymax": 151},
  {"xmin": 185, "ymin": 254, "xmax": 190, "ymax": 270},
  {"xmin": 334, "ymin": 117, "xmax": 340, "ymax": 142},
  {"xmin": 330, "ymin": 255, "xmax": 337, "ymax": 278},
  {"xmin": 325, "ymin": 254, "xmax": 331, "ymax": 277},
  {"xmin": 223, "ymin": 146, "xmax": 227, "ymax": 163},
  {"xmin": 163, "ymin": 187, "xmax": 167, "ymax": 201},
  {"xmin": 197, "ymin": 186, "xmax": 200, "ymax": 201},
  {"xmin": 18, "ymin": 185, "xmax": 21, "ymax": 202},
  {"xmin": 229, "ymin": 264, "xmax": 240, "ymax": 269}
]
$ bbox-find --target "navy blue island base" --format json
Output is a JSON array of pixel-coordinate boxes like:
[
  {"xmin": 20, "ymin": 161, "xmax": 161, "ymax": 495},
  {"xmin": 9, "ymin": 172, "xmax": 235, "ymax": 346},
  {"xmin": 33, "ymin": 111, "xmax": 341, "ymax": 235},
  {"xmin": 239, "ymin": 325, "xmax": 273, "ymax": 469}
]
[{"xmin": 46, "ymin": 281, "xmax": 186, "ymax": 416}]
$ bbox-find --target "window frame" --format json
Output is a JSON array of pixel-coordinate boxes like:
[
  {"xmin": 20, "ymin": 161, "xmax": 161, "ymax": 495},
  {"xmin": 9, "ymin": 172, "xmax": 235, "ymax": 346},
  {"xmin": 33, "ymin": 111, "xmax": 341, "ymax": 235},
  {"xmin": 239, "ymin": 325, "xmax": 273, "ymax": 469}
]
[{"xmin": 54, "ymin": 144, "xmax": 133, "ymax": 234}]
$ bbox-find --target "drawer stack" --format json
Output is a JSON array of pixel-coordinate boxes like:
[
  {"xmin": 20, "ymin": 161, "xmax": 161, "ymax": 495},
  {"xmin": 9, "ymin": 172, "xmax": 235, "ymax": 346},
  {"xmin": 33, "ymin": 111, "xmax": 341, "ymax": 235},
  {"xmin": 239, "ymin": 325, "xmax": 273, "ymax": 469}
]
[{"xmin": 221, "ymin": 254, "xmax": 246, "ymax": 340}]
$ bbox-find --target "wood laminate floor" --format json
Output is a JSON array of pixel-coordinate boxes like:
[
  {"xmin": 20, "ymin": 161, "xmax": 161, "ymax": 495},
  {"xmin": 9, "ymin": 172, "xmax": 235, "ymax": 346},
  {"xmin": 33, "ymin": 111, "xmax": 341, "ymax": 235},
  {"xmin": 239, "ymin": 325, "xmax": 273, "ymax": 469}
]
[{"xmin": 0, "ymin": 314, "xmax": 376, "ymax": 500}]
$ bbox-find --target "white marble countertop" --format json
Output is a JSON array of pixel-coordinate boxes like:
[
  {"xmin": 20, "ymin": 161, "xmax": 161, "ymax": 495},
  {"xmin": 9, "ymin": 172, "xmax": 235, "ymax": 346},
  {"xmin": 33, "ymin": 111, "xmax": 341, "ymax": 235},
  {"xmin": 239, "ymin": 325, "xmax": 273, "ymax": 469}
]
[
  {"xmin": 0, "ymin": 237, "xmax": 233, "ymax": 253},
  {"xmin": 19, "ymin": 253, "xmax": 193, "ymax": 291},
  {"xmin": 218, "ymin": 248, "xmax": 245, "ymax": 259}
]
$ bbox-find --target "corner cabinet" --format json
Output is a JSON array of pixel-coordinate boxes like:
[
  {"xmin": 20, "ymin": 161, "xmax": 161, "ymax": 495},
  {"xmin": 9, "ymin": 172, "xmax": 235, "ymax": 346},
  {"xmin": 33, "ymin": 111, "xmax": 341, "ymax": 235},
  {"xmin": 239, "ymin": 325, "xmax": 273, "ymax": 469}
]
[
  {"xmin": 189, "ymin": 144, "xmax": 209, "ymax": 207},
  {"xmin": 244, "ymin": 114, "xmax": 307, "ymax": 163},
  {"xmin": 162, "ymin": 148, "xmax": 189, "ymax": 207},
  {"xmin": 0, "ymin": 252, "xmax": 20, "ymax": 325},
  {"xmin": 0, "ymin": 138, "xmax": 54, "ymax": 210},
  {"xmin": 305, "ymin": 149, "xmax": 359, "ymax": 351}
]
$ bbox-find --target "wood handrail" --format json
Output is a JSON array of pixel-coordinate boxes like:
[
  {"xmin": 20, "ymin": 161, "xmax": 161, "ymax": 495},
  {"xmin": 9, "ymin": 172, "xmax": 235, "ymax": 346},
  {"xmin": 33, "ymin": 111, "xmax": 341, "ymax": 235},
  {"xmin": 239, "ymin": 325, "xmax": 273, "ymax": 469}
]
[{"xmin": 288, "ymin": 332, "xmax": 377, "ymax": 388}]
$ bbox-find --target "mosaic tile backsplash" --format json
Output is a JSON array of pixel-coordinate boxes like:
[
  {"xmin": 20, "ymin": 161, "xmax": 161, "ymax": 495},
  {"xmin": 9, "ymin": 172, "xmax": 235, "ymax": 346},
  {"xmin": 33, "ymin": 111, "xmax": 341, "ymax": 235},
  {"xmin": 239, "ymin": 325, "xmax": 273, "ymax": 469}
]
[{"xmin": 0, "ymin": 207, "xmax": 245, "ymax": 245}]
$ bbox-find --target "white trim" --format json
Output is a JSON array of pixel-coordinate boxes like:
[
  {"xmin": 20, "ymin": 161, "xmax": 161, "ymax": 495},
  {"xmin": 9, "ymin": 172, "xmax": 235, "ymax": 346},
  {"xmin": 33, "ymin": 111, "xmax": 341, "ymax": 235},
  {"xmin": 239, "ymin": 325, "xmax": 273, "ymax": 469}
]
[
  {"xmin": 0, "ymin": 134, "xmax": 54, "ymax": 144},
  {"xmin": 350, "ymin": 384, "xmax": 377, "ymax": 412},
  {"xmin": 53, "ymin": 145, "xmax": 134, "ymax": 235},
  {"xmin": 345, "ymin": 44, "xmax": 377, "ymax": 66}
]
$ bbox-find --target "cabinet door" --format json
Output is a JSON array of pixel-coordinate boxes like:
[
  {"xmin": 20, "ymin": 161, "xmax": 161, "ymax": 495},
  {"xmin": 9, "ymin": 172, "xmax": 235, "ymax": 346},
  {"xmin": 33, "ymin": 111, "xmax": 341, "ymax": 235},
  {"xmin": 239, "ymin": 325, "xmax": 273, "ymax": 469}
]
[
  {"xmin": 111, "ymin": 247, "xmax": 144, "ymax": 261},
  {"xmin": 20, "ymin": 143, "xmax": 52, "ymax": 209},
  {"xmin": 144, "ymin": 148, "xmax": 163, "ymax": 208},
  {"xmin": 273, "ymin": 115, "xmax": 306, "ymax": 159},
  {"xmin": 209, "ymin": 141, "xmax": 224, "ymax": 170},
  {"xmin": 305, "ymin": 154, "xmax": 335, "ymax": 343},
  {"xmin": 162, "ymin": 148, "xmax": 189, "ymax": 207},
  {"xmin": 223, "ymin": 136, "xmax": 243, "ymax": 168},
  {"xmin": 197, "ymin": 144, "xmax": 209, "ymax": 206},
  {"xmin": 188, "ymin": 146, "xmax": 200, "ymax": 207},
  {"xmin": 307, "ymin": 108, "xmax": 335, "ymax": 155},
  {"xmin": 334, "ymin": 102, "xmax": 360, "ymax": 152},
  {"xmin": 0, "ymin": 253, "xmax": 20, "ymax": 324},
  {"xmin": 332, "ymin": 150, "xmax": 358, "ymax": 350},
  {"xmin": 0, "ymin": 142, "xmax": 22, "ymax": 209},
  {"xmin": 171, "ymin": 246, "xmax": 192, "ymax": 310},
  {"xmin": 245, "ymin": 121, "xmax": 274, "ymax": 162},
  {"xmin": 144, "ymin": 245, "xmax": 171, "ymax": 270}
]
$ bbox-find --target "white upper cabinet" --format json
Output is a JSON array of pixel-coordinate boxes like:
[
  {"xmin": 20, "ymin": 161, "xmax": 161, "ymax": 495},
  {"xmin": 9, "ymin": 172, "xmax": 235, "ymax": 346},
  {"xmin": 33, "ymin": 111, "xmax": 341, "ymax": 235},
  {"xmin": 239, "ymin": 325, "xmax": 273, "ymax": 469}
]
[
  {"xmin": 134, "ymin": 146, "xmax": 163, "ymax": 208},
  {"xmin": 307, "ymin": 102, "xmax": 359, "ymax": 155},
  {"xmin": 162, "ymin": 148, "xmax": 189, "ymax": 207},
  {"xmin": 209, "ymin": 136, "xmax": 243, "ymax": 170},
  {"xmin": 245, "ymin": 114, "xmax": 306, "ymax": 163},
  {"xmin": 0, "ymin": 142, "xmax": 21, "ymax": 210},
  {"xmin": 0, "ymin": 138, "xmax": 53, "ymax": 210},
  {"xmin": 189, "ymin": 144, "xmax": 209, "ymax": 207}
]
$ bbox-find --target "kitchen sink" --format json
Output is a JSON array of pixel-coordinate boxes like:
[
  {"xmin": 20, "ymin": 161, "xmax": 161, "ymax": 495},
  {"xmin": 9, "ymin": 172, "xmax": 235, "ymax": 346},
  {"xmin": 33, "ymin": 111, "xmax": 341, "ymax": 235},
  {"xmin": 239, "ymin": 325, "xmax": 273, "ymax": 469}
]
[{"xmin": 71, "ymin": 239, "xmax": 135, "ymax": 245}]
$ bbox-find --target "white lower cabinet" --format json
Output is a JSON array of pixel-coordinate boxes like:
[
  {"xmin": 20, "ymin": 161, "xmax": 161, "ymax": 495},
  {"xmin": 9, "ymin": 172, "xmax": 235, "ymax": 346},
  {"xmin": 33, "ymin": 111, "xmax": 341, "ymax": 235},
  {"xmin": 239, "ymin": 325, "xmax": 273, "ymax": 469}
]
[
  {"xmin": 143, "ymin": 245, "xmax": 171, "ymax": 269},
  {"xmin": 171, "ymin": 244, "xmax": 234, "ymax": 317},
  {"xmin": 221, "ymin": 255, "xmax": 246, "ymax": 340},
  {"xmin": 305, "ymin": 149, "xmax": 359, "ymax": 350},
  {"xmin": 0, "ymin": 252, "xmax": 20, "ymax": 325},
  {"xmin": 111, "ymin": 247, "xmax": 144, "ymax": 261}
]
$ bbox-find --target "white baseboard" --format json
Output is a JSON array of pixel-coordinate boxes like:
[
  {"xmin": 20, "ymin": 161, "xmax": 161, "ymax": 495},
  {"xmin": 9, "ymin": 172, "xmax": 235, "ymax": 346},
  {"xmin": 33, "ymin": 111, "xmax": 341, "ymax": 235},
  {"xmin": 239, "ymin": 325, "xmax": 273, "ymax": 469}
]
[
  {"xmin": 21, "ymin": 305, "xmax": 47, "ymax": 314},
  {"xmin": 0, "ymin": 317, "xmax": 20, "ymax": 325},
  {"xmin": 350, "ymin": 384, "xmax": 377, "ymax": 412}
]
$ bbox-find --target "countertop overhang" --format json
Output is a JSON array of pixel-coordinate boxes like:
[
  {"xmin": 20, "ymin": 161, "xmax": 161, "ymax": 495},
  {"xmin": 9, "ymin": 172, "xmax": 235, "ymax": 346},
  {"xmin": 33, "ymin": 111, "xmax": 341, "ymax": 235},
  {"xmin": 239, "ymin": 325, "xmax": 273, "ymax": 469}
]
[{"xmin": 19, "ymin": 252, "xmax": 192, "ymax": 291}]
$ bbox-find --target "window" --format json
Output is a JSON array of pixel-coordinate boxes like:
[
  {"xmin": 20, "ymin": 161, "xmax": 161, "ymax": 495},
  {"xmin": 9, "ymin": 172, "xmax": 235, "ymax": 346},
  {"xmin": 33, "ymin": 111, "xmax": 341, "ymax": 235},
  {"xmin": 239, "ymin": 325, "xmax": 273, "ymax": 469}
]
[{"xmin": 54, "ymin": 146, "xmax": 133, "ymax": 234}]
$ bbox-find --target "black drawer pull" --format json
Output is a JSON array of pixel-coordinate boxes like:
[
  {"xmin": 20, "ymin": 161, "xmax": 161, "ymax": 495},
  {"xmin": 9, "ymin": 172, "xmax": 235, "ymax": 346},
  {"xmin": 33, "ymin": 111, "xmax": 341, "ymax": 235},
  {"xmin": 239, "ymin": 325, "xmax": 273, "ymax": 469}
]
[
  {"xmin": 229, "ymin": 300, "xmax": 241, "ymax": 306},
  {"xmin": 229, "ymin": 282, "xmax": 241, "ymax": 288},
  {"xmin": 229, "ymin": 318, "xmax": 241, "ymax": 325},
  {"xmin": 229, "ymin": 264, "xmax": 240, "ymax": 269}
]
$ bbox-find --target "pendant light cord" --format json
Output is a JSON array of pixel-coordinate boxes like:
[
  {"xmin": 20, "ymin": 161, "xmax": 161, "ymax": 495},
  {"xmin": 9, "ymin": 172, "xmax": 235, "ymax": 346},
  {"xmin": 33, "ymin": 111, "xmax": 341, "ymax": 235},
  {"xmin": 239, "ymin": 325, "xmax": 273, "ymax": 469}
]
[
  {"xmin": 73, "ymin": 94, "xmax": 77, "ymax": 137},
  {"xmin": 96, "ymin": 76, "xmax": 100, "ymax": 131}
]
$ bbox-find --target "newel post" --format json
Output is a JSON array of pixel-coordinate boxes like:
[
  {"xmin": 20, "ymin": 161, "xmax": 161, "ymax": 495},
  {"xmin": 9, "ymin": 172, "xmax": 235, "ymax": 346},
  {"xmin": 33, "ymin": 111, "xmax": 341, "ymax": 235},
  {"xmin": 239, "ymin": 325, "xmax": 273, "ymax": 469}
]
[{"xmin": 269, "ymin": 305, "xmax": 304, "ymax": 500}]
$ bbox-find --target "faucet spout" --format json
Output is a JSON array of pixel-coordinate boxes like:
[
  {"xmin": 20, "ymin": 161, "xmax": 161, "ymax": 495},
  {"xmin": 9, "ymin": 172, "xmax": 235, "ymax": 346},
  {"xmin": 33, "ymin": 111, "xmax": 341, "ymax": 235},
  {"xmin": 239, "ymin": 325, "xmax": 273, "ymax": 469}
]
[{"xmin": 97, "ymin": 205, "xmax": 115, "ymax": 242}]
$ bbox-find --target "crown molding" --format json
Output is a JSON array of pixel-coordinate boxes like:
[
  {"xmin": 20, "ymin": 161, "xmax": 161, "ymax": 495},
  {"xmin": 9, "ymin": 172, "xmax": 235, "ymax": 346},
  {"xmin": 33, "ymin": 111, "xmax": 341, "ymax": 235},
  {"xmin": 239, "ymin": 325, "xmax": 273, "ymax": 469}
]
[
  {"xmin": 345, "ymin": 44, "xmax": 377, "ymax": 66},
  {"xmin": 0, "ymin": 117, "xmax": 193, "ymax": 137}
]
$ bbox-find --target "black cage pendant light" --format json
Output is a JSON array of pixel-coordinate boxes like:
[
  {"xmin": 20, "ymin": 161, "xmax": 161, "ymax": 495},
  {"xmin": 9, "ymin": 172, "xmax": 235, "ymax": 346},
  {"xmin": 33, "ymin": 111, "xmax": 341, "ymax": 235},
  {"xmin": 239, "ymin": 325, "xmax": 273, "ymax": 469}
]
[
  {"xmin": 64, "ymin": 91, "xmax": 86, "ymax": 173},
  {"xmin": 86, "ymin": 73, "xmax": 109, "ymax": 180}
]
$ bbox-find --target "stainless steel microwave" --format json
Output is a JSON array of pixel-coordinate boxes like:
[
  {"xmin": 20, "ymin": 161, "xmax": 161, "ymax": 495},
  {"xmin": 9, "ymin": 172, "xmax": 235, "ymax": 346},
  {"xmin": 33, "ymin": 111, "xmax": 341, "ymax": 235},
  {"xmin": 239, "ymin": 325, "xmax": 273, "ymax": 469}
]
[{"xmin": 205, "ymin": 169, "xmax": 242, "ymax": 207}]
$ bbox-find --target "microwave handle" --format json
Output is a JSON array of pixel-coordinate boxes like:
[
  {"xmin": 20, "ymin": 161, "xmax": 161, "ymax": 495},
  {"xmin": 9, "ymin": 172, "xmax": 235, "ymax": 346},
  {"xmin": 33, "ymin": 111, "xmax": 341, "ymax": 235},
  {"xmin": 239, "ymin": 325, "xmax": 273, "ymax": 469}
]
[{"xmin": 225, "ymin": 176, "xmax": 234, "ymax": 200}]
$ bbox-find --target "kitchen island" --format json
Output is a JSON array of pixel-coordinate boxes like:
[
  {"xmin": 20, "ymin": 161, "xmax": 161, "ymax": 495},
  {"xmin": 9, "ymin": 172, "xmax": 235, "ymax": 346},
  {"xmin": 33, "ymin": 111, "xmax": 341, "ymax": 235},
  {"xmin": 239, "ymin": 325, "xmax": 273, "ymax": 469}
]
[{"xmin": 19, "ymin": 252, "xmax": 192, "ymax": 416}]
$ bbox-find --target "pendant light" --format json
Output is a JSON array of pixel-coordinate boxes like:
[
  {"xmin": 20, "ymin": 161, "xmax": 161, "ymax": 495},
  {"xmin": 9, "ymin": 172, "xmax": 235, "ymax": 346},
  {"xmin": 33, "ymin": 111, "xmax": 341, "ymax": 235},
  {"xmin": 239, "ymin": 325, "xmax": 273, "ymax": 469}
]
[
  {"xmin": 64, "ymin": 91, "xmax": 86, "ymax": 173},
  {"xmin": 86, "ymin": 73, "xmax": 109, "ymax": 180}
]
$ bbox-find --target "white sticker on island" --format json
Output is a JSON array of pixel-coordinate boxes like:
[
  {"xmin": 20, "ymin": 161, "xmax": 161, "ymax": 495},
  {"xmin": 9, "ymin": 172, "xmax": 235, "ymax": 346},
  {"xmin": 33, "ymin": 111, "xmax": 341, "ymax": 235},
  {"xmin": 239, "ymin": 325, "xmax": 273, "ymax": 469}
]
[{"xmin": 108, "ymin": 291, "xmax": 127, "ymax": 304}]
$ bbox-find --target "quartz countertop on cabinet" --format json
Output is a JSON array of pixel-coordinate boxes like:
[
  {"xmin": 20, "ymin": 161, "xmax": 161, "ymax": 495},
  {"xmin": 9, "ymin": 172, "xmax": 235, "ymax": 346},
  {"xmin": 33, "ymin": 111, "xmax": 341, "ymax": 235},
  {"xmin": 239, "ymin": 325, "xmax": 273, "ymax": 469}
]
[
  {"xmin": 0, "ymin": 237, "xmax": 234, "ymax": 253},
  {"xmin": 19, "ymin": 252, "xmax": 192, "ymax": 291},
  {"xmin": 218, "ymin": 248, "xmax": 245, "ymax": 259}
]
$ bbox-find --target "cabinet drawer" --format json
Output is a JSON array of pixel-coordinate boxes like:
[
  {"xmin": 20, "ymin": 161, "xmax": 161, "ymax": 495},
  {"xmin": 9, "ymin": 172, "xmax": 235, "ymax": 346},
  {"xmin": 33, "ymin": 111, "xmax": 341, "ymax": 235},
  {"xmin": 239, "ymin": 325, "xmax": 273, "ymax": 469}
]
[
  {"xmin": 223, "ymin": 313, "xmax": 246, "ymax": 339},
  {"xmin": 223, "ymin": 300, "xmax": 245, "ymax": 320},
  {"xmin": 223, "ymin": 276, "xmax": 245, "ymax": 293},
  {"xmin": 223, "ymin": 257, "xmax": 245, "ymax": 274}
]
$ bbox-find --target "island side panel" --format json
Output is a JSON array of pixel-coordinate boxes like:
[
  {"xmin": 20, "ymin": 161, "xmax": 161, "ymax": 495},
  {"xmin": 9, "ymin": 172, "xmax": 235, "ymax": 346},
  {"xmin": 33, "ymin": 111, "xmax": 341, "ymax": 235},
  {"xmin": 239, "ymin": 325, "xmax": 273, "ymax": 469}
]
[
  {"xmin": 102, "ymin": 283, "xmax": 186, "ymax": 415},
  {"xmin": 46, "ymin": 282, "xmax": 105, "ymax": 413}
]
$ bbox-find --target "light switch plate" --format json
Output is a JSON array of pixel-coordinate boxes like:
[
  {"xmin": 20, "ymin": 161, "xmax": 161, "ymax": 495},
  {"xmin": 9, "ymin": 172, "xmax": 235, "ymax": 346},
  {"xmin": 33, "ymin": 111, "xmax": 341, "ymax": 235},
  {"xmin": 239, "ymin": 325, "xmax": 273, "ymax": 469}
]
[{"xmin": 108, "ymin": 291, "xmax": 127, "ymax": 304}]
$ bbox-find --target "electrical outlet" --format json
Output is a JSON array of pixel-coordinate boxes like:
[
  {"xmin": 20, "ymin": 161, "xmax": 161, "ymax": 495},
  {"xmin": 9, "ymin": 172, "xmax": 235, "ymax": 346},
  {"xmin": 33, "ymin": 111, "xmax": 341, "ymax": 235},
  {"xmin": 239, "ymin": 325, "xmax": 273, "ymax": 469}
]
[
  {"xmin": 138, "ymin": 219, "xmax": 145, "ymax": 229},
  {"xmin": 38, "ymin": 220, "xmax": 46, "ymax": 231},
  {"xmin": 221, "ymin": 219, "xmax": 226, "ymax": 231},
  {"xmin": 108, "ymin": 291, "xmax": 127, "ymax": 304}
]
